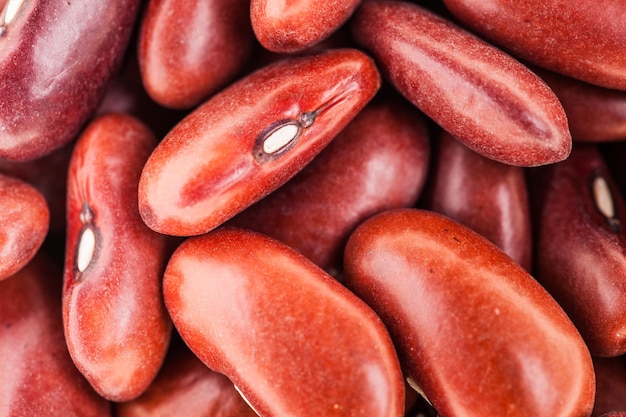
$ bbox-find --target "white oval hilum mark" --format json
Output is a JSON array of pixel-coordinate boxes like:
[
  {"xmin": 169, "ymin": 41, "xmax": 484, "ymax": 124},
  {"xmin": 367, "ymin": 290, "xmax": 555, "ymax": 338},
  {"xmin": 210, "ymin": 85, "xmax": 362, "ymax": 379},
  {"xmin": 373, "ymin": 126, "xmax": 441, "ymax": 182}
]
[{"xmin": 593, "ymin": 175, "xmax": 615, "ymax": 220}]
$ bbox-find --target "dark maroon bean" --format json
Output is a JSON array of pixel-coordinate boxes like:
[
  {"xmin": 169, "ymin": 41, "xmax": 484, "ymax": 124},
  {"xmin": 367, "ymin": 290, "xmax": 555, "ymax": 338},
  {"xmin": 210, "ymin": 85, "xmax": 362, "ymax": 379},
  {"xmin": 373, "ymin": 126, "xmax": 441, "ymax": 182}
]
[
  {"xmin": 426, "ymin": 129, "xmax": 532, "ymax": 270},
  {"xmin": 530, "ymin": 145, "xmax": 626, "ymax": 357}
]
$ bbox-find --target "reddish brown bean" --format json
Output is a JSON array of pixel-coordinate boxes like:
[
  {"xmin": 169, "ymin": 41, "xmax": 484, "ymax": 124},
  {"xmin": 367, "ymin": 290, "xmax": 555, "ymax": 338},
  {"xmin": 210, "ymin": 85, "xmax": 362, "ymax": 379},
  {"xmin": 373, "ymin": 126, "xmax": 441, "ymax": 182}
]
[
  {"xmin": 0, "ymin": 255, "xmax": 110, "ymax": 416},
  {"xmin": 64, "ymin": 113, "xmax": 171, "ymax": 401},
  {"xmin": 441, "ymin": 0, "xmax": 626, "ymax": 90},
  {"xmin": 138, "ymin": 0, "xmax": 254, "ymax": 109},
  {"xmin": 0, "ymin": 173, "xmax": 49, "ymax": 280},
  {"xmin": 426, "ymin": 130, "xmax": 532, "ymax": 270},
  {"xmin": 229, "ymin": 95, "xmax": 430, "ymax": 275},
  {"xmin": 96, "ymin": 38, "xmax": 187, "ymax": 140},
  {"xmin": 163, "ymin": 227, "xmax": 405, "ymax": 417},
  {"xmin": 139, "ymin": 48, "xmax": 381, "ymax": 236},
  {"xmin": 537, "ymin": 69, "xmax": 626, "ymax": 142},
  {"xmin": 343, "ymin": 209, "xmax": 595, "ymax": 417},
  {"xmin": 351, "ymin": 0, "xmax": 571, "ymax": 167},
  {"xmin": 530, "ymin": 145, "xmax": 626, "ymax": 357},
  {"xmin": 116, "ymin": 340, "xmax": 257, "ymax": 417},
  {"xmin": 0, "ymin": 143, "xmax": 72, "ymax": 233},
  {"xmin": 250, "ymin": 0, "xmax": 361, "ymax": 53},
  {"xmin": 0, "ymin": 0, "xmax": 141, "ymax": 160}
]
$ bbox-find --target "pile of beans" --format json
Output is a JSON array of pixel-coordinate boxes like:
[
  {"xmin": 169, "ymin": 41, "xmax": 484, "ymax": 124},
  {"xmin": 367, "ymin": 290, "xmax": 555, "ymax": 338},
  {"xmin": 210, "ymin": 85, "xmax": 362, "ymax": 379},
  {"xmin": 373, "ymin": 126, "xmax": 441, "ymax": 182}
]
[{"xmin": 1, "ymin": 0, "xmax": 626, "ymax": 416}]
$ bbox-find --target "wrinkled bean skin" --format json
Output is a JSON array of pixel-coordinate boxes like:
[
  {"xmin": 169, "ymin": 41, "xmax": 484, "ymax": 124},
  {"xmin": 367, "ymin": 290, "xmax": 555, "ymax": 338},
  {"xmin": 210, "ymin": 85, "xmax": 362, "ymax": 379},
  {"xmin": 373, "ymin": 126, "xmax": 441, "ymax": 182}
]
[
  {"xmin": 426, "ymin": 130, "xmax": 531, "ymax": 270},
  {"xmin": 600, "ymin": 414, "xmax": 626, "ymax": 417},
  {"xmin": 591, "ymin": 356, "xmax": 626, "ymax": 416},
  {"xmin": 163, "ymin": 227, "xmax": 405, "ymax": 417},
  {"xmin": 0, "ymin": 173, "xmax": 49, "ymax": 280},
  {"xmin": 530, "ymin": 145, "xmax": 626, "ymax": 357},
  {"xmin": 138, "ymin": 0, "xmax": 254, "ymax": 109},
  {"xmin": 0, "ymin": 0, "xmax": 141, "ymax": 161},
  {"xmin": 441, "ymin": 0, "xmax": 626, "ymax": 90},
  {"xmin": 0, "ymin": 255, "xmax": 110, "ymax": 416},
  {"xmin": 116, "ymin": 340, "xmax": 257, "ymax": 417},
  {"xmin": 351, "ymin": 0, "xmax": 571, "ymax": 167},
  {"xmin": 343, "ymin": 209, "xmax": 595, "ymax": 417},
  {"xmin": 139, "ymin": 48, "xmax": 380, "ymax": 237},
  {"xmin": 64, "ymin": 113, "xmax": 172, "ymax": 401},
  {"xmin": 250, "ymin": 0, "xmax": 361, "ymax": 53},
  {"xmin": 537, "ymin": 69, "xmax": 626, "ymax": 142},
  {"xmin": 229, "ymin": 96, "xmax": 430, "ymax": 274}
]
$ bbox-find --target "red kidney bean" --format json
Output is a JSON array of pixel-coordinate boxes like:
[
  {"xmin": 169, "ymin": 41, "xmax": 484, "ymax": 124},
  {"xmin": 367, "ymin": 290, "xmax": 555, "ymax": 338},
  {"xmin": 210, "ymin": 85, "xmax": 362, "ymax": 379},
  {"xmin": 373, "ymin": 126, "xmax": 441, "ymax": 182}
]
[
  {"xmin": 0, "ymin": 254, "xmax": 110, "ymax": 416},
  {"xmin": 138, "ymin": 48, "xmax": 380, "ymax": 236},
  {"xmin": 536, "ymin": 68, "xmax": 626, "ymax": 142},
  {"xmin": 0, "ymin": 0, "xmax": 141, "ymax": 161},
  {"xmin": 138, "ymin": 0, "xmax": 254, "ymax": 109},
  {"xmin": 0, "ymin": 143, "xmax": 72, "ymax": 234},
  {"xmin": 163, "ymin": 227, "xmax": 405, "ymax": 416},
  {"xmin": 250, "ymin": 0, "xmax": 361, "ymax": 53},
  {"xmin": 600, "ymin": 413, "xmax": 626, "ymax": 417},
  {"xmin": 116, "ymin": 339, "xmax": 257, "ymax": 417},
  {"xmin": 426, "ymin": 129, "xmax": 532, "ymax": 270},
  {"xmin": 591, "ymin": 356, "xmax": 626, "ymax": 416},
  {"xmin": 64, "ymin": 113, "xmax": 171, "ymax": 401},
  {"xmin": 530, "ymin": 145, "xmax": 626, "ymax": 357},
  {"xmin": 351, "ymin": 0, "xmax": 571, "ymax": 167},
  {"xmin": 229, "ymin": 95, "xmax": 430, "ymax": 275},
  {"xmin": 97, "ymin": 38, "xmax": 187, "ymax": 140},
  {"xmin": 343, "ymin": 208, "xmax": 595, "ymax": 417},
  {"xmin": 0, "ymin": 173, "xmax": 49, "ymax": 280},
  {"xmin": 441, "ymin": 0, "xmax": 626, "ymax": 91}
]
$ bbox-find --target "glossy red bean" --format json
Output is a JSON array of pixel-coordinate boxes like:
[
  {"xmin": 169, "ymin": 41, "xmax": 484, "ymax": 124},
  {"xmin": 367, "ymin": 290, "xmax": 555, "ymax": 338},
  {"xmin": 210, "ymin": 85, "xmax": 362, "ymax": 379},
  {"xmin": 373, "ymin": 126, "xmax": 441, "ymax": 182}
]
[
  {"xmin": 138, "ymin": 0, "xmax": 254, "ymax": 109},
  {"xmin": 351, "ymin": 0, "xmax": 571, "ymax": 167},
  {"xmin": 139, "ymin": 48, "xmax": 381, "ymax": 236},
  {"xmin": 441, "ymin": 0, "xmax": 626, "ymax": 90},
  {"xmin": 591, "ymin": 356, "xmax": 626, "ymax": 417},
  {"xmin": 229, "ymin": 95, "xmax": 430, "ymax": 275},
  {"xmin": 537, "ymin": 69, "xmax": 626, "ymax": 142},
  {"xmin": 530, "ymin": 145, "xmax": 626, "ymax": 357},
  {"xmin": 116, "ymin": 340, "xmax": 257, "ymax": 417},
  {"xmin": 163, "ymin": 227, "xmax": 405, "ymax": 417},
  {"xmin": 250, "ymin": 0, "xmax": 361, "ymax": 53},
  {"xmin": 64, "ymin": 113, "xmax": 171, "ymax": 401},
  {"xmin": 343, "ymin": 208, "xmax": 595, "ymax": 417},
  {"xmin": 0, "ymin": 0, "xmax": 141, "ymax": 160},
  {"xmin": 0, "ymin": 255, "xmax": 110, "ymax": 416},
  {"xmin": 426, "ymin": 130, "xmax": 532, "ymax": 270},
  {"xmin": 0, "ymin": 173, "xmax": 49, "ymax": 280}
]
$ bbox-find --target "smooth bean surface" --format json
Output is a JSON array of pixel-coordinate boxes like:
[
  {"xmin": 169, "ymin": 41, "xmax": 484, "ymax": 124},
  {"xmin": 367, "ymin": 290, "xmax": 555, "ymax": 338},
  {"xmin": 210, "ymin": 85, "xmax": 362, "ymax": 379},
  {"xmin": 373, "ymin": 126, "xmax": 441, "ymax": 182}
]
[
  {"xmin": 530, "ymin": 145, "xmax": 626, "ymax": 357},
  {"xmin": 139, "ymin": 0, "xmax": 254, "ymax": 109},
  {"xmin": 164, "ymin": 227, "xmax": 405, "ymax": 417},
  {"xmin": 344, "ymin": 209, "xmax": 595, "ymax": 417},
  {"xmin": 426, "ymin": 130, "xmax": 532, "ymax": 270}
]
